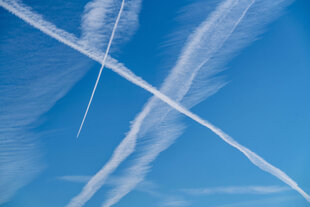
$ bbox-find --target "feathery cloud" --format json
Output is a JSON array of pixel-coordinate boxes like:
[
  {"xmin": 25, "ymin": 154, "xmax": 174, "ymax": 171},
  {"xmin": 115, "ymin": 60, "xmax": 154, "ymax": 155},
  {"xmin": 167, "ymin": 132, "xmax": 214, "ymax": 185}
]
[{"xmin": 0, "ymin": 6, "xmax": 91, "ymax": 204}]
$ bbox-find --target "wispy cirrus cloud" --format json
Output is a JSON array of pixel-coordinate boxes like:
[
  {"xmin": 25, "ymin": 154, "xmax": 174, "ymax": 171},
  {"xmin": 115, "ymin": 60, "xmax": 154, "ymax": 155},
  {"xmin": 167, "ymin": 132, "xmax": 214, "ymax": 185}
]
[
  {"xmin": 57, "ymin": 176, "xmax": 92, "ymax": 184},
  {"xmin": 214, "ymin": 195, "xmax": 298, "ymax": 207},
  {"xmin": 182, "ymin": 185, "xmax": 290, "ymax": 195},
  {"xmin": 0, "ymin": 9, "xmax": 91, "ymax": 205},
  {"xmin": 161, "ymin": 197, "xmax": 191, "ymax": 207},
  {"xmin": 80, "ymin": 0, "xmax": 141, "ymax": 50}
]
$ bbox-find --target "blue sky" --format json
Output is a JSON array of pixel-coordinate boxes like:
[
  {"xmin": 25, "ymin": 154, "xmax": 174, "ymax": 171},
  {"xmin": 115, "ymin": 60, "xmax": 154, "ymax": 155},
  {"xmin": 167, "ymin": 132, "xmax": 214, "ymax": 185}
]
[{"xmin": 0, "ymin": 0, "xmax": 310, "ymax": 207}]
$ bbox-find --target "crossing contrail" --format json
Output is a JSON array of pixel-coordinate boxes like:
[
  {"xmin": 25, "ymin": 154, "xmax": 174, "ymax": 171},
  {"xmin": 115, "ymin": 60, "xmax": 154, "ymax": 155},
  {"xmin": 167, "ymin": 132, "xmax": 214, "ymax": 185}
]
[
  {"xmin": 77, "ymin": 0, "xmax": 125, "ymax": 138},
  {"xmin": 1, "ymin": 0, "xmax": 309, "ymax": 205},
  {"xmin": 67, "ymin": 0, "xmax": 254, "ymax": 205},
  {"xmin": 96, "ymin": 1, "xmax": 260, "ymax": 206}
]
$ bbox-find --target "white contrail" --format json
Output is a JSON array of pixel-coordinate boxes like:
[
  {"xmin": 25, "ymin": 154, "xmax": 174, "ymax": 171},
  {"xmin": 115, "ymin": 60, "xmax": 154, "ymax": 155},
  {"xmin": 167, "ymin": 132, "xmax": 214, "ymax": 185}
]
[
  {"xmin": 71, "ymin": 0, "xmax": 310, "ymax": 206},
  {"xmin": 1, "ymin": 0, "xmax": 309, "ymax": 205},
  {"xmin": 77, "ymin": 0, "xmax": 125, "ymax": 138},
  {"xmin": 68, "ymin": 0, "xmax": 252, "ymax": 205}
]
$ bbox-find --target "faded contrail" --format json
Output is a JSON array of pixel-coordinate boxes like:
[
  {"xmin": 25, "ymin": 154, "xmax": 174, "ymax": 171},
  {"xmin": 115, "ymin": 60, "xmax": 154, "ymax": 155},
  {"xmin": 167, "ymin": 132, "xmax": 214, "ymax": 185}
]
[
  {"xmin": 77, "ymin": 0, "xmax": 125, "ymax": 138},
  {"xmin": 1, "ymin": 0, "xmax": 309, "ymax": 205}
]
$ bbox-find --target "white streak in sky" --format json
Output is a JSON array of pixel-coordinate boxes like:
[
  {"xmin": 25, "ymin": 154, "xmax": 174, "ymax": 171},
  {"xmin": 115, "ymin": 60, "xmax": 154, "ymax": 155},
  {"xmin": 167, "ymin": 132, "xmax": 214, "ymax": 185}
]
[
  {"xmin": 1, "ymin": 0, "xmax": 309, "ymax": 206},
  {"xmin": 214, "ymin": 195, "xmax": 298, "ymax": 207},
  {"xmin": 77, "ymin": 0, "xmax": 125, "ymax": 138},
  {"xmin": 58, "ymin": 176, "xmax": 92, "ymax": 184},
  {"xmin": 162, "ymin": 197, "xmax": 191, "ymax": 207},
  {"xmin": 58, "ymin": 175, "xmax": 160, "ymax": 196},
  {"xmin": 182, "ymin": 186, "xmax": 290, "ymax": 195}
]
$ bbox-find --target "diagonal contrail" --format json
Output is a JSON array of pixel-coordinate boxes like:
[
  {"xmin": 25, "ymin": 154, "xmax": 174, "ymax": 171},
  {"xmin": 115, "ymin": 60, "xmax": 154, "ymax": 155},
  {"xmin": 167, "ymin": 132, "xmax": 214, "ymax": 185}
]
[
  {"xmin": 68, "ymin": 0, "xmax": 255, "ymax": 206},
  {"xmin": 97, "ymin": 1, "xmax": 259, "ymax": 206},
  {"xmin": 1, "ymin": 0, "xmax": 309, "ymax": 205},
  {"xmin": 77, "ymin": 0, "xmax": 125, "ymax": 138}
]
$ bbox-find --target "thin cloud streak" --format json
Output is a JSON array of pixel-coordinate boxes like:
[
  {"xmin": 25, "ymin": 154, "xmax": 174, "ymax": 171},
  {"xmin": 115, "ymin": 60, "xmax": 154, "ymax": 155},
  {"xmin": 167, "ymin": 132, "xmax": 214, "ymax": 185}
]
[
  {"xmin": 77, "ymin": 0, "xmax": 125, "ymax": 138},
  {"xmin": 182, "ymin": 186, "xmax": 290, "ymax": 195},
  {"xmin": 58, "ymin": 176, "xmax": 92, "ymax": 184},
  {"xmin": 162, "ymin": 197, "xmax": 191, "ymax": 207},
  {"xmin": 214, "ymin": 195, "xmax": 298, "ymax": 207},
  {"xmin": 2, "ymin": 0, "xmax": 309, "ymax": 205},
  {"xmin": 57, "ymin": 175, "xmax": 157, "ymax": 193}
]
